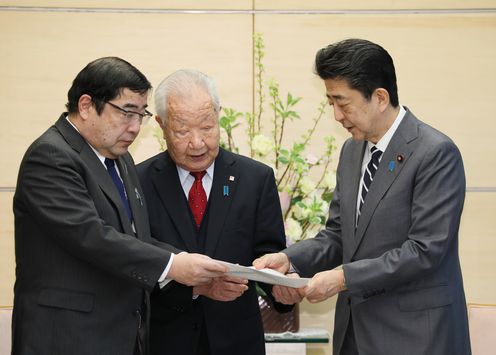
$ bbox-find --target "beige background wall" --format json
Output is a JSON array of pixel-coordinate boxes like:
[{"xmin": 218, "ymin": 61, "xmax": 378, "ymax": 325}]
[{"xmin": 1, "ymin": 1, "xmax": 495, "ymax": 354}]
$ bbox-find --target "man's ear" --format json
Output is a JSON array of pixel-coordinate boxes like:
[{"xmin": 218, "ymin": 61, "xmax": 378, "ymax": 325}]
[
  {"xmin": 155, "ymin": 115, "xmax": 165, "ymax": 128},
  {"xmin": 155, "ymin": 116, "xmax": 168, "ymax": 140},
  {"xmin": 375, "ymin": 88, "xmax": 390, "ymax": 112},
  {"xmin": 78, "ymin": 94, "xmax": 93, "ymax": 119}
]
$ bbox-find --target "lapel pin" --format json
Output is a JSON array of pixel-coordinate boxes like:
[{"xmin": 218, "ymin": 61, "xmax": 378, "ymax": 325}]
[
  {"xmin": 388, "ymin": 161, "xmax": 395, "ymax": 172},
  {"xmin": 397, "ymin": 154, "xmax": 404, "ymax": 163},
  {"xmin": 223, "ymin": 185, "xmax": 229, "ymax": 196},
  {"xmin": 229, "ymin": 175, "xmax": 235, "ymax": 181}
]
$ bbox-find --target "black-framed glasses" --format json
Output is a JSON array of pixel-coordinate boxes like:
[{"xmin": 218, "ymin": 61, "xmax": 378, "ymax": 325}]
[{"xmin": 106, "ymin": 101, "xmax": 153, "ymax": 124}]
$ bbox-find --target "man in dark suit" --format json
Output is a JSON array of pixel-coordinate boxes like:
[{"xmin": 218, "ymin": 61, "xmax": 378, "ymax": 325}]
[
  {"xmin": 255, "ymin": 39, "xmax": 471, "ymax": 355},
  {"xmin": 12, "ymin": 57, "xmax": 227, "ymax": 355},
  {"xmin": 137, "ymin": 69, "xmax": 288, "ymax": 355}
]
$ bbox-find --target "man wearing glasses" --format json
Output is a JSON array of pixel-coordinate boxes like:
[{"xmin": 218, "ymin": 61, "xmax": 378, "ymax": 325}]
[{"xmin": 12, "ymin": 57, "xmax": 228, "ymax": 355}]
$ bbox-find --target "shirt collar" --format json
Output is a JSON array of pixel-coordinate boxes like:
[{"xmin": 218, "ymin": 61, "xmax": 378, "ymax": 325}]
[
  {"xmin": 176, "ymin": 161, "xmax": 215, "ymax": 184},
  {"xmin": 369, "ymin": 105, "xmax": 406, "ymax": 153}
]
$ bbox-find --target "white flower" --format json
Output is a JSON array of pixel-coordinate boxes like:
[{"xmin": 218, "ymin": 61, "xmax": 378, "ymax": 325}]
[
  {"xmin": 285, "ymin": 217, "xmax": 303, "ymax": 242},
  {"xmin": 299, "ymin": 176, "xmax": 316, "ymax": 195},
  {"xmin": 252, "ymin": 134, "xmax": 274, "ymax": 156},
  {"xmin": 305, "ymin": 153, "xmax": 318, "ymax": 165},
  {"xmin": 292, "ymin": 203, "xmax": 311, "ymax": 220},
  {"xmin": 322, "ymin": 171, "xmax": 336, "ymax": 190}
]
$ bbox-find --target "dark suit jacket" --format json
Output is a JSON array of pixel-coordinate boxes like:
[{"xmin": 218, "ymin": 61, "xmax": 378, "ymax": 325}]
[
  {"xmin": 12, "ymin": 114, "xmax": 173, "ymax": 355},
  {"xmin": 285, "ymin": 109, "xmax": 471, "ymax": 355},
  {"xmin": 137, "ymin": 148, "xmax": 287, "ymax": 355}
]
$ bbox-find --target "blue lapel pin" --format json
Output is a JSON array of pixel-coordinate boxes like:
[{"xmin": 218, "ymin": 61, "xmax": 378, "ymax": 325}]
[
  {"xmin": 223, "ymin": 185, "xmax": 229, "ymax": 196},
  {"xmin": 388, "ymin": 161, "xmax": 395, "ymax": 172}
]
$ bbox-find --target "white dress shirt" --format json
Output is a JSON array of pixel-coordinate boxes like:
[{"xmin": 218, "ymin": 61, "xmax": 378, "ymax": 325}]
[{"xmin": 176, "ymin": 162, "xmax": 215, "ymax": 199}]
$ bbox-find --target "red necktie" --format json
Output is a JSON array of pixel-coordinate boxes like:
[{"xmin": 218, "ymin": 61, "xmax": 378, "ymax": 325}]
[{"xmin": 188, "ymin": 171, "xmax": 207, "ymax": 228}]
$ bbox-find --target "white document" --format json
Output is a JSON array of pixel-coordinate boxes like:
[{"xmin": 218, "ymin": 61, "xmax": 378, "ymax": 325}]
[{"xmin": 220, "ymin": 261, "xmax": 309, "ymax": 288}]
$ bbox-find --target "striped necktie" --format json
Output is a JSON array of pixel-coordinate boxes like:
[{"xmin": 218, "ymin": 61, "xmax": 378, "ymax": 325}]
[{"xmin": 358, "ymin": 146, "xmax": 382, "ymax": 220}]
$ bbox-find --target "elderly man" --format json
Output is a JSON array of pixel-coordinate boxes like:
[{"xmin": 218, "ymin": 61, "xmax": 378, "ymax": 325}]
[
  {"xmin": 137, "ymin": 69, "xmax": 289, "ymax": 355},
  {"xmin": 13, "ymin": 58, "xmax": 227, "ymax": 355}
]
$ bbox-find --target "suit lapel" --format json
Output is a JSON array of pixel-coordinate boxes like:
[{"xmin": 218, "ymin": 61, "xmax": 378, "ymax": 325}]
[
  {"xmin": 353, "ymin": 111, "xmax": 419, "ymax": 253},
  {"xmin": 204, "ymin": 149, "xmax": 237, "ymax": 257},
  {"xmin": 151, "ymin": 152, "xmax": 199, "ymax": 252},
  {"xmin": 55, "ymin": 116, "xmax": 134, "ymax": 235},
  {"xmin": 338, "ymin": 140, "xmax": 366, "ymax": 255}
]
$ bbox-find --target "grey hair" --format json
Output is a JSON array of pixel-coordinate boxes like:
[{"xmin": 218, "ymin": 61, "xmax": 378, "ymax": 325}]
[{"xmin": 154, "ymin": 69, "xmax": 220, "ymax": 123}]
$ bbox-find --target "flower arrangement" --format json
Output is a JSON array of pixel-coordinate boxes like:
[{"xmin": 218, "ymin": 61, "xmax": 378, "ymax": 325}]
[{"xmin": 219, "ymin": 33, "xmax": 336, "ymax": 244}]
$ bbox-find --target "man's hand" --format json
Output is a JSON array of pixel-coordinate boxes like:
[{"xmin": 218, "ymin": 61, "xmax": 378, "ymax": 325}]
[
  {"xmin": 303, "ymin": 269, "xmax": 345, "ymax": 303},
  {"xmin": 193, "ymin": 276, "xmax": 249, "ymax": 302},
  {"xmin": 252, "ymin": 252, "xmax": 290, "ymax": 274},
  {"xmin": 272, "ymin": 273, "xmax": 305, "ymax": 305},
  {"xmin": 168, "ymin": 253, "xmax": 228, "ymax": 286}
]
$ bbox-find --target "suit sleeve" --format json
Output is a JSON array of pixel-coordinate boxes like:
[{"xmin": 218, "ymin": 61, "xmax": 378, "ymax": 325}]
[
  {"xmin": 16, "ymin": 141, "xmax": 171, "ymax": 290},
  {"xmin": 343, "ymin": 139, "xmax": 465, "ymax": 294}
]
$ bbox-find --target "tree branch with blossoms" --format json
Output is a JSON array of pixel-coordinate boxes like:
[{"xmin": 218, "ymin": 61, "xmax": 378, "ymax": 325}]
[{"xmin": 220, "ymin": 33, "xmax": 337, "ymax": 243}]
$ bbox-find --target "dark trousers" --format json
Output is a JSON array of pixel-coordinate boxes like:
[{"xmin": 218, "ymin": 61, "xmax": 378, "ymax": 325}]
[
  {"xmin": 341, "ymin": 315, "xmax": 359, "ymax": 355},
  {"xmin": 195, "ymin": 318, "xmax": 211, "ymax": 355}
]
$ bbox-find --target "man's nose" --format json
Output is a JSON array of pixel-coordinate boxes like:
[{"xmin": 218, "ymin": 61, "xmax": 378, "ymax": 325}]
[
  {"xmin": 333, "ymin": 106, "xmax": 345, "ymax": 122},
  {"xmin": 189, "ymin": 132, "xmax": 205, "ymax": 149},
  {"xmin": 127, "ymin": 118, "xmax": 141, "ymax": 134}
]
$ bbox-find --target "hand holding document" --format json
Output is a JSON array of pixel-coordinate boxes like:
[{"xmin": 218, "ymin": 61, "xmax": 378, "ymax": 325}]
[{"xmin": 220, "ymin": 261, "xmax": 309, "ymax": 288}]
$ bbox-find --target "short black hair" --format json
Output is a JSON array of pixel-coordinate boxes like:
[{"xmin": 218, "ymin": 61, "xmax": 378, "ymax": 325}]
[
  {"xmin": 66, "ymin": 57, "xmax": 152, "ymax": 114},
  {"xmin": 315, "ymin": 39, "xmax": 399, "ymax": 107}
]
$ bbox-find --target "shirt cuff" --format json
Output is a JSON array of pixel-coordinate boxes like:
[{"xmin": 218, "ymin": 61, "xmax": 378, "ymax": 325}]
[
  {"xmin": 288, "ymin": 262, "xmax": 299, "ymax": 274},
  {"xmin": 158, "ymin": 253, "xmax": 175, "ymax": 289}
]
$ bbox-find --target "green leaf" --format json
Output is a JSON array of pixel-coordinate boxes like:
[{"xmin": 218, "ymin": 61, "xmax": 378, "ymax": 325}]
[
  {"xmin": 278, "ymin": 156, "xmax": 290, "ymax": 164},
  {"xmin": 322, "ymin": 191, "xmax": 334, "ymax": 202},
  {"xmin": 220, "ymin": 116, "xmax": 230, "ymax": 129},
  {"xmin": 310, "ymin": 216, "xmax": 321, "ymax": 224}
]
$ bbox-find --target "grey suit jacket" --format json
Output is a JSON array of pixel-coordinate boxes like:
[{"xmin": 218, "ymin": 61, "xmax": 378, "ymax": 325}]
[
  {"xmin": 285, "ymin": 109, "xmax": 471, "ymax": 355},
  {"xmin": 12, "ymin": 114, "xmax": 172, "ymax": 355},
  {"xmin": 137, "ymin": 148, "xmax": 288, "ymax": 355}
]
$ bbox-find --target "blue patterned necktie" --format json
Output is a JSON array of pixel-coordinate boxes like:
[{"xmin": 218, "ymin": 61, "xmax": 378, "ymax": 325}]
[
  {"xmin": 358, "ymin": 146, "xmax": 383, "ymax": 220},
  {"xmin": 104, "ymin": 158, "xmax": 133, "ymax": 221}
]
